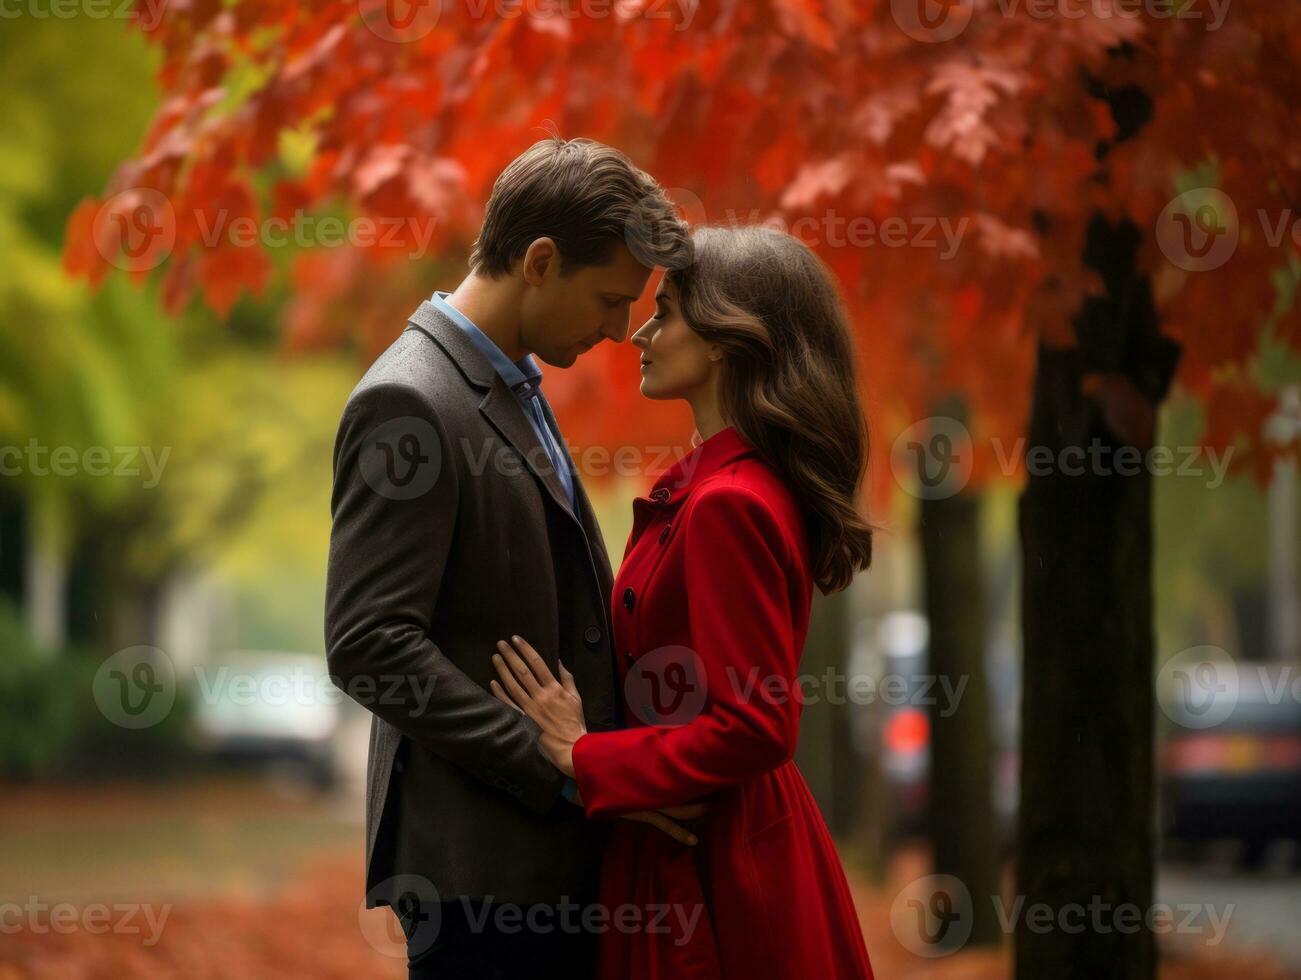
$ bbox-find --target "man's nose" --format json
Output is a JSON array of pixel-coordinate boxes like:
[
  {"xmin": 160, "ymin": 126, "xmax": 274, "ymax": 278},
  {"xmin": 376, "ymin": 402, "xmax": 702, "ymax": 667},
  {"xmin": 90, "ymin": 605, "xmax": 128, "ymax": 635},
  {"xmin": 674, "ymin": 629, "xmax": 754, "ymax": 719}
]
[{"xmin": 603, "ymin": 312, "xmax": 632, "ymax": 343}]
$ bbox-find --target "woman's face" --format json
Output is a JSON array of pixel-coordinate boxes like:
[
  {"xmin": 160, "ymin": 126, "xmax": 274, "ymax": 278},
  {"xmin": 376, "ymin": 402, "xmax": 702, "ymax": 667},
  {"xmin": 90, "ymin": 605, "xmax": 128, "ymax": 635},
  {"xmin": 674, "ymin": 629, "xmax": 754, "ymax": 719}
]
[{"xmin": 631, "ymin": 276, "xmax": 719, "ymax": 401}]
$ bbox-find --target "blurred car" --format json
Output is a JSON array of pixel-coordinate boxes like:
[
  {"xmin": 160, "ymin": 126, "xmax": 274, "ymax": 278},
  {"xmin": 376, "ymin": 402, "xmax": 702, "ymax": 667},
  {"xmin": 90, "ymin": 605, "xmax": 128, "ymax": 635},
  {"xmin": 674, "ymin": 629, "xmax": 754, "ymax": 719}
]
[
  {"xmin": 856, "ymin": 611, "xmax": 1020, "ymax": 844},
  {"xmin": 1161, "ymin": 660, "xmax": 1301, "ymax": 865},
  {"xmin": 873, "ymin": 612, "xmax": 929, "ymax": 835},
  {"xmin": 191, "ymin": 650, "xmax": 342, "ymax": 789}
]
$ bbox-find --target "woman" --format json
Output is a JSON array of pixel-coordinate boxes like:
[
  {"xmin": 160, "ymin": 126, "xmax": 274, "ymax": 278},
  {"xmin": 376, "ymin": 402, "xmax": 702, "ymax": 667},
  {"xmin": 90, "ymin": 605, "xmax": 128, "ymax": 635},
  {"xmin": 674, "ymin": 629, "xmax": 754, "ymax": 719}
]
[{"xmin": 490, "ymin": 225, "xmax": 876, "ymax": 979}]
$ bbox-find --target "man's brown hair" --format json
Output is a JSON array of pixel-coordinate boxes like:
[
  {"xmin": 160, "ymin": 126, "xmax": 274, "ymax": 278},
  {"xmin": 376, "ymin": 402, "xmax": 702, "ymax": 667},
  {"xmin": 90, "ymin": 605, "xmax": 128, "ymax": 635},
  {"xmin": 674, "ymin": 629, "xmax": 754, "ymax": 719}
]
[{"xmin": 470, "ymin": 136, "xmax": 691, "ymax": 277}]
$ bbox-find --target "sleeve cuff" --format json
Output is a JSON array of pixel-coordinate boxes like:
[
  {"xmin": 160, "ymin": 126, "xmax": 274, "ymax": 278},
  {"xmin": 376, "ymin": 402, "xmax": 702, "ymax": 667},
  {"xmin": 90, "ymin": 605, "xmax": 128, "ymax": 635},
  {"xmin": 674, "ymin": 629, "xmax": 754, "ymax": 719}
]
[
  {"xmin": 560, "ymin": 777, "xmax": 581, "ymax": 805},
  {"xmin": 571, "ymin": 730, "xmax": 611, "ymax": 817}
]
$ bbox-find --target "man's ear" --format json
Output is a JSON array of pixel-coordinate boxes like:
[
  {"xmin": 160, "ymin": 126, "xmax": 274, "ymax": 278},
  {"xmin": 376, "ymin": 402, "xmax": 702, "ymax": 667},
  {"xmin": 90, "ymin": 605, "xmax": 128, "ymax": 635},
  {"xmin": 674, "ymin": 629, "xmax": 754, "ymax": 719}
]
[{"xmin": 521, "ymin": 238, "xmax": 558, "ymax": 286}]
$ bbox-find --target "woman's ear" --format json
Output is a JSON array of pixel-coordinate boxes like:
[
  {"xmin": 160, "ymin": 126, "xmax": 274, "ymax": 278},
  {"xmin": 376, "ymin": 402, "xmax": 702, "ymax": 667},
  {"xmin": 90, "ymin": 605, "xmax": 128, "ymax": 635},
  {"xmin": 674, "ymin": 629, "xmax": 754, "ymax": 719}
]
[{"xmin": 707, "ymin": 346, "xmax": 723, "ymax": 363}]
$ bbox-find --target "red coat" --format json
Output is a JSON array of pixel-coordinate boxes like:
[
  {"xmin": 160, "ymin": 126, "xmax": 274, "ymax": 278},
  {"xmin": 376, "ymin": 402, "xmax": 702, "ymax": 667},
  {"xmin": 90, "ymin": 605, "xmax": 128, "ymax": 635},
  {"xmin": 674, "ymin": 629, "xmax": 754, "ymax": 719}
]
[{"xmin": 572, "ymin": 426, "xmax": 875, "ymax": 980}]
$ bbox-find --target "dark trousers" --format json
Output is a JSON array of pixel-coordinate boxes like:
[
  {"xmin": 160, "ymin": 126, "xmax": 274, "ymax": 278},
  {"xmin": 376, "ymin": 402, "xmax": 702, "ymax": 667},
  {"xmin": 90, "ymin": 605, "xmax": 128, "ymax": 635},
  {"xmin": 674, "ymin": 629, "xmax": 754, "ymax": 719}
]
[{"xmin": 394, "ymin": 896, "xmax": 599, "ymax": 980}]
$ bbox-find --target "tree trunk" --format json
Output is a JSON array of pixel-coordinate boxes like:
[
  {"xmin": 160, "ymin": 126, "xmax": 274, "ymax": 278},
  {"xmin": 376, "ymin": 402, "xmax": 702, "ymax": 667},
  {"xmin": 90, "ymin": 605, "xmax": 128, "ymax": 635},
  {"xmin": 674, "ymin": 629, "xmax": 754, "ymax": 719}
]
[
  {"xmin": 1015, "ymin": 214, "xmax": 1180, "ymax": 979},
  {"xmin": 24, "ymin": 507, "xmax": 67, "ymax": 652},
  {"xmin": 797, "ymin": 586, "xmax": 862, "ymax": 836},
  {"xmin": 1265, "ymin": 419, "xmax": 1299, "ymax": 661},
  {"xmin": 0, "ymin": 485, "xmax": 25, "ymax": 609},
  {"xmin": 920, "ymin": 454, "xmax": 1001, "ymax": 946}
]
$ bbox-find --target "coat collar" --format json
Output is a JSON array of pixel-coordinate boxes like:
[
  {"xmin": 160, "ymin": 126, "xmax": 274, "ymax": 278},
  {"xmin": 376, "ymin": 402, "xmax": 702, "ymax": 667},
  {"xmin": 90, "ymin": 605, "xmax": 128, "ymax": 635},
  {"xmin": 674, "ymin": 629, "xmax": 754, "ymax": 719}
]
[
  {"xmin": 406, "ymin": 300, "xmax": 496, "ymax": 390},
  {"xmin": 405, "ymin": 300, "xmax": 577, "ymax": 519},
  {"xmin": 642, "ymin": 426, "xmax": 757, "ymax": 510},
  {"xmin": 427, "ymin": 291, "xmax": 545, "ymax": 392}
]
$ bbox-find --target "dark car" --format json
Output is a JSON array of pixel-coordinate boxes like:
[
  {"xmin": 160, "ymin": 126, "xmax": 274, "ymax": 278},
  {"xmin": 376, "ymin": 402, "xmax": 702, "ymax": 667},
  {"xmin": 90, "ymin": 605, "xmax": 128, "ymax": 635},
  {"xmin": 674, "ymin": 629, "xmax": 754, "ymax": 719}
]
[{"xmin": 1160, "ymin": 659, "xmax": 1301, "ymax": 865}]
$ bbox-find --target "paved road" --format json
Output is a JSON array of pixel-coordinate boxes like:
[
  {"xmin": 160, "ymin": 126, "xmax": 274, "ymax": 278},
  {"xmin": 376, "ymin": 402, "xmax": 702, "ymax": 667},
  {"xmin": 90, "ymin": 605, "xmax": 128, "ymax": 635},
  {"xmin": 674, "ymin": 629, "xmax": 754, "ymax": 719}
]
[{"xmin": 1158, "ymin": 861, "xmax": 1301, "ymax": 971}]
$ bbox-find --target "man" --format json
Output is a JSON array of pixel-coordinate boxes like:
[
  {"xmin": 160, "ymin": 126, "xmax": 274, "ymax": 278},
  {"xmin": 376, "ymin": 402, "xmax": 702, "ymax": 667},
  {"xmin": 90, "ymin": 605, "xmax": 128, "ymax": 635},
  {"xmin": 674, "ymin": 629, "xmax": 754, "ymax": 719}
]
[{"xmin": 324, "ymin": 136, "xmax": 692, "ymax": 979}]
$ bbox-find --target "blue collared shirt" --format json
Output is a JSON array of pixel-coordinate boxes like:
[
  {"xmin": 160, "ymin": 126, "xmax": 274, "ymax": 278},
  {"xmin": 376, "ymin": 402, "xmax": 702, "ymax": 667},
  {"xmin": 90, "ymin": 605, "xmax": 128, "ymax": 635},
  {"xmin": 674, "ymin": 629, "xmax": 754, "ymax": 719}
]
[{"xmin": 430, "ymin": 291, "xmax": 576, "ymax": 511}]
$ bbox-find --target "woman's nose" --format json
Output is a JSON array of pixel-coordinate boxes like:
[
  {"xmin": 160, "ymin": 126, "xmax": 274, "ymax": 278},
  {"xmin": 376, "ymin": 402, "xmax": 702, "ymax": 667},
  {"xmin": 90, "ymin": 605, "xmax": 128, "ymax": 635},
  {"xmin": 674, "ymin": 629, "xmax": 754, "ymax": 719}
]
[{"xmin": 630, "ymin": 321, "xmax": 653, "ymax": 350}]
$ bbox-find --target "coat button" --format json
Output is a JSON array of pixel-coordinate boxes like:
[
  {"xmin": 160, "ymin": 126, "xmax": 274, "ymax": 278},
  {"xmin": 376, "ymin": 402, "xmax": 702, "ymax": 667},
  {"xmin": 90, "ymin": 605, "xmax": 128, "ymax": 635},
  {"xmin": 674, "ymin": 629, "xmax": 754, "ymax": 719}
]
[
  {"xmin": 650, "ymin": 488, "xmax": 671, "ymax": 505},
  {"xmin": 622, "ymin": 588, "xmax": 636, "ymax": 610},
  {"xmin": 624, "ymin": 650, "xmax": 634, "ymax": 663},
  {"xmin": 659, "ymin": 523, "xmax": 672, "ymax": 545},
  {"xmin": 583, "ymin": 625, "xmax": 602, "ymax": 647}
]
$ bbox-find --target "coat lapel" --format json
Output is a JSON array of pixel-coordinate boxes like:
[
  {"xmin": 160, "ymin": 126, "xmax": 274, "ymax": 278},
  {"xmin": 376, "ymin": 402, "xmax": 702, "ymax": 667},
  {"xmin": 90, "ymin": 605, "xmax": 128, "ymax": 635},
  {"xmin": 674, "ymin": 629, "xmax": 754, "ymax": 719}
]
[
  {"xmin": 477, "ymin": 381, "xmax": 575, "ymax": 519},
  {"xmin": 407, "ymin": 301, "xmax": 578, "ymax": 522},
  {"xmin": 636, "ymin": 426, "xmax": 758, "ymax": 515},
  {"xmin": 572, "ymin": 473, "xmax": 613, "ymax": 581},
  {"xmin": 535, "ymin": 391, "xmax": 609, "ymax": 572}
]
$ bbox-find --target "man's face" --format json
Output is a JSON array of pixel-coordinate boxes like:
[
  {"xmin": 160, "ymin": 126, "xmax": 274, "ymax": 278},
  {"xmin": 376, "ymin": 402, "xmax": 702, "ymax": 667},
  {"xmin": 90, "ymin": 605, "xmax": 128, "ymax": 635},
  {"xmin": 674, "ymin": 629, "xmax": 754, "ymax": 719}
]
[{"xmin": 518, "ymin": 242, "xmax": 654, "ymax": 368}]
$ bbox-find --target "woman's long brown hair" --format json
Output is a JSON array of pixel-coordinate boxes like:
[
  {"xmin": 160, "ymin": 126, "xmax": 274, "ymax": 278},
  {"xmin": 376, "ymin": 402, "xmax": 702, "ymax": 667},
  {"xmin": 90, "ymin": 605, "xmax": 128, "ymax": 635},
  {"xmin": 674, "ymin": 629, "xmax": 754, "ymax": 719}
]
[{"xmin": 667, "ymin": 225, "xmax": 873, "ymax": 594}]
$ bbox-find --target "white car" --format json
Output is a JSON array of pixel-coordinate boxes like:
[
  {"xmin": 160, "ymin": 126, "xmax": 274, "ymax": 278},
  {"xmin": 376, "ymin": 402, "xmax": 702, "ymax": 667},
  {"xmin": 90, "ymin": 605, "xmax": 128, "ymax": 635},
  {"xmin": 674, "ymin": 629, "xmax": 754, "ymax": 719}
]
[{"xmin": 191, "ymin": 650, "xmax": 342, "ymax": 788}]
